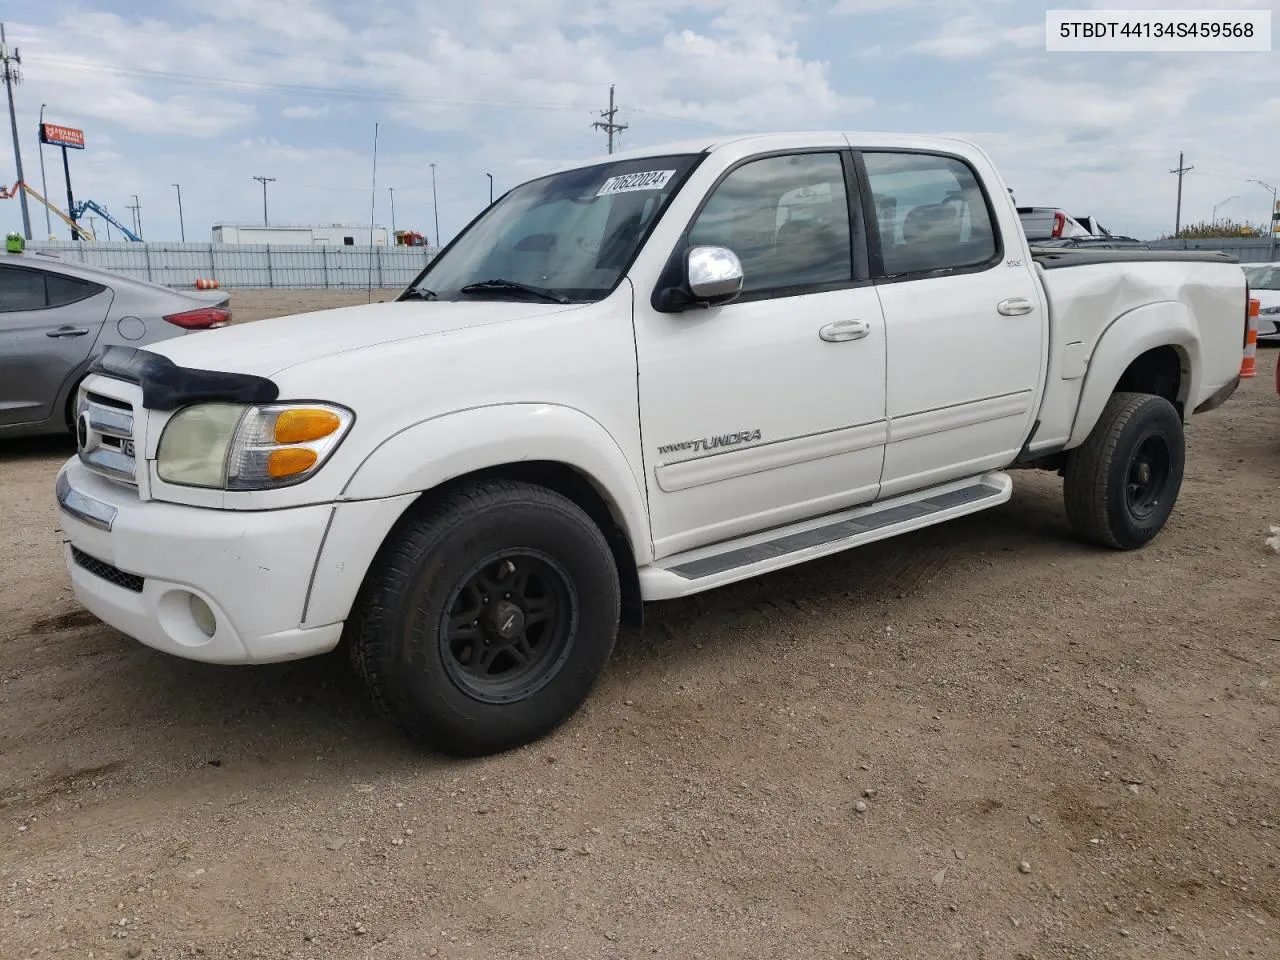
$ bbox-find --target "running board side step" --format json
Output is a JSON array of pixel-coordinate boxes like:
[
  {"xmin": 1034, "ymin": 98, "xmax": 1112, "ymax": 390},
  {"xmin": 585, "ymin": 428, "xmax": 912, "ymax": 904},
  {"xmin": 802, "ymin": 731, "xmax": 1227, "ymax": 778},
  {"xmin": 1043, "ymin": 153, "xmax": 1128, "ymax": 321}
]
[{"xmin": 638, "ymin": 471, "xmax": 1013, "ymax": 601}]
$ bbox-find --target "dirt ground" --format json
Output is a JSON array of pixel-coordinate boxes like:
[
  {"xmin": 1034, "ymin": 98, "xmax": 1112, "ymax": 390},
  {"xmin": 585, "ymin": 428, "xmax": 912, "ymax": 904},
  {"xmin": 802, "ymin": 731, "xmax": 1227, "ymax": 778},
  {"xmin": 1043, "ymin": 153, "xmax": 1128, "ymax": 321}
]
[{"xmin": 2, "ymin": 289, "xmax": 1278, "ymax": 960}]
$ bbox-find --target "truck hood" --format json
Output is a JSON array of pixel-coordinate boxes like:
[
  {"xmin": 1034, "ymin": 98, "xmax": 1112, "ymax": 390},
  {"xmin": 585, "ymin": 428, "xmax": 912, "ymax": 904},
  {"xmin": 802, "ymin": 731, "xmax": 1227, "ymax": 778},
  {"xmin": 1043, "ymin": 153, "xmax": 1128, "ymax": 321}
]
[{"xmin": 144, "ymin": 299, "xmax": 577, "ymax": 378}]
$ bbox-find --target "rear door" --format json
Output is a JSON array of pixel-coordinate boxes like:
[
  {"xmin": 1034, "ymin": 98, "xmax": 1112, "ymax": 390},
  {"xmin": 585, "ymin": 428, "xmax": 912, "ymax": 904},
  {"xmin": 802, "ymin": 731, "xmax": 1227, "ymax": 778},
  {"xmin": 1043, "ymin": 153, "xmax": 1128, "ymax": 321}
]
[
  {"xmin": 856, "ymin": 148, "xmax": 1044, "ymax": 498},
  {"xmin": 0, "ymin": 264, "xmax": 112, "ymax": 427}
]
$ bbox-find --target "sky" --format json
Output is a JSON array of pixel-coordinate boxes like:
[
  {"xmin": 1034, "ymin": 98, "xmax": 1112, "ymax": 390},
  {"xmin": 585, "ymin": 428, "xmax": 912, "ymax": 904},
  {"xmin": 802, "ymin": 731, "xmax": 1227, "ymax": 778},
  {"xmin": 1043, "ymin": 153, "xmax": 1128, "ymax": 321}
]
[{"xmin": 0, "ymin": 0, "xmax": 1276, "ymax": 245}]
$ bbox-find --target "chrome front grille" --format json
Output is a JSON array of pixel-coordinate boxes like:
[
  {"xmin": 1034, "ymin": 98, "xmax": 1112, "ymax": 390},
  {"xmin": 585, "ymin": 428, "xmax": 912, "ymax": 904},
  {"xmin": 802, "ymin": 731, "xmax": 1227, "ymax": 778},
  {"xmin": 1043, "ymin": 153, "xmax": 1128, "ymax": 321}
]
[{"xmin": 76, "ymin": 384, "xmax": 140, "ymax": 487}]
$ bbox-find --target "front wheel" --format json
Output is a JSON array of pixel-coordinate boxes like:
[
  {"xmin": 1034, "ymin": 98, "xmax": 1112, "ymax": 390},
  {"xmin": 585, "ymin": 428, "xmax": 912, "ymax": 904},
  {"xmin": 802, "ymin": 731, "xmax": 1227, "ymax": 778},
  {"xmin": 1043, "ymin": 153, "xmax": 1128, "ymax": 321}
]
[
  {"xmin": 1063, "ymin": 391, "xmax": 1186, "ymax": 549},
  {"xmin": 346, "ymin": 479, "xmax": 621, "ymax": 757}
]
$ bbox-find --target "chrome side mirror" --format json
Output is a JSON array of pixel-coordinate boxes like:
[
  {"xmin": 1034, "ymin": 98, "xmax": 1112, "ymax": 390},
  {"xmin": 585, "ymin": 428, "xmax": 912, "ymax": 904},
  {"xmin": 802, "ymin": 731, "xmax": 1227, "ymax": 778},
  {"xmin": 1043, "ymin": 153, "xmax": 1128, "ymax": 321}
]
[{"xmin": 686, "ymin": 245, "xmax": 744, "ymax": 304}]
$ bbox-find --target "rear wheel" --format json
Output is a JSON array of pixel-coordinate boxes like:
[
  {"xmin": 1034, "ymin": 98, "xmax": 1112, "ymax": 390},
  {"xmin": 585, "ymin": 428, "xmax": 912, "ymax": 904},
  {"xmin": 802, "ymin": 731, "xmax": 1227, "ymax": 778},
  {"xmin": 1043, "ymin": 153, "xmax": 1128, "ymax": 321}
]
[
  {"xmin": 346, "ymin": 479, "xmax": 621, "ymax": 756},
  {"xmin": 1063, "ymin": 391, "xmax": 1185, "ymax": 549}
]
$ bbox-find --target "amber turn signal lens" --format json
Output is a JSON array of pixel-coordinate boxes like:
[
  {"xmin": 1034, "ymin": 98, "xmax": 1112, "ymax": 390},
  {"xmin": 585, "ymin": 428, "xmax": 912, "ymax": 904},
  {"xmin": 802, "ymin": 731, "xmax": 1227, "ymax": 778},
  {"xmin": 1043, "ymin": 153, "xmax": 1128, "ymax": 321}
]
[
  {"xmin": 274, "ymin": 409, "xmax": 341, "ymax": 444},
  {"xmin": 267, "ymin": 447, "xmax": 318, "ymax": 478}
]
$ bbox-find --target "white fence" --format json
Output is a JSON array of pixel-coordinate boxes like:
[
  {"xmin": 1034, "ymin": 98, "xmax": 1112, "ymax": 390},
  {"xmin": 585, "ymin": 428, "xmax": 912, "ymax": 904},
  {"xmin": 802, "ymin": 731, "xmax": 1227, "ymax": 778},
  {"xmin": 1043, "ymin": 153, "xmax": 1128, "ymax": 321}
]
[
  {"xmin": 1146, "ymin": 237, "xmax": 1278, "ymax": 262},
  {"xmin": 27, "ymin": 241, "xmax": 437, "ymax": 289}
]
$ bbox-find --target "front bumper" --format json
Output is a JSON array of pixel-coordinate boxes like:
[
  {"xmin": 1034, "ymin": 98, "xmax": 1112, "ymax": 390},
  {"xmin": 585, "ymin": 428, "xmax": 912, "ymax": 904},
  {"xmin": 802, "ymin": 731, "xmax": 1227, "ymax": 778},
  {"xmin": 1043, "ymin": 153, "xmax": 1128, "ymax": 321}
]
[{"xmin": 54, "ymin": 458, "xmax": 343, "ymax": 664}]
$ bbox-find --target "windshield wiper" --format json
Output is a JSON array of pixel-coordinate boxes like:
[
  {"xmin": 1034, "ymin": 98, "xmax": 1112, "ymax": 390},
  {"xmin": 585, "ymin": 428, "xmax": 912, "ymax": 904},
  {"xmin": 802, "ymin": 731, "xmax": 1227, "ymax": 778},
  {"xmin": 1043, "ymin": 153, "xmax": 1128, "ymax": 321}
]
[
  {"xmin": 458, "ymin": 278, "xmax": 569, "ymax": 304},
  {"xmin": 401, "ymin": 287, "xmax": 438, "ymax": 300}
]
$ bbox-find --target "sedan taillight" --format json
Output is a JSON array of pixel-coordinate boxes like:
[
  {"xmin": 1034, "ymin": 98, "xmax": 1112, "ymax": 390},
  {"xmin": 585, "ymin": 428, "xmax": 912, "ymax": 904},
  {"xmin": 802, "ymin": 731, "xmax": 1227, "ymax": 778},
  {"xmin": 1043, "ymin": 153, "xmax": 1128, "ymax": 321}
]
[{"xmin": 164, "ymin": 306, "xmax": 231, "ymax": 329}]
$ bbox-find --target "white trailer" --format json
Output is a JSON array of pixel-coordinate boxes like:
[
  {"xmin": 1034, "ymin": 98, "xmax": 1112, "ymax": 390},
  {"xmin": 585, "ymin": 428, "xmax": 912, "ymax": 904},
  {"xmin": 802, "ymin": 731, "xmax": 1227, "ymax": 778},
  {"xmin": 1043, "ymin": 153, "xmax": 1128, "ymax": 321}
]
[{"xmin": 212, "ymin": 223, "xmax": 389, "ymax": 246}]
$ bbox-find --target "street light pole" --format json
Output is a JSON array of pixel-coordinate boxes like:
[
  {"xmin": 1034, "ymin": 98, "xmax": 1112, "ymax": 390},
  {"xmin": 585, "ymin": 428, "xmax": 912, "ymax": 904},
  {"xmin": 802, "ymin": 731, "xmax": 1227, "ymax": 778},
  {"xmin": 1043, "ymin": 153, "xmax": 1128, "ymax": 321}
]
[
  {"xmin": 485, "ymin": 172, "xmax": 493, "ymax": 205},
  {"xmin": 388, "ymin": 186, "xmax": 395, "ymax": 236},
  {"xmin": 1247, "ymin": 179, "xmax": 1278, "ymax": 260},
  {"xmin": 37, "ymin": 103, "xmax": 50, "ymax": 238},
  {"xmin": 172, "ymin": 183, "xmax": 184, "ymax": 242},
  {"xmin": 1212, "ymin": 195, "xmax": 1238, "ymax": 227},
  {"xmin": 429, "ymin": 162, "xmax": 439, "ymax": 248}
]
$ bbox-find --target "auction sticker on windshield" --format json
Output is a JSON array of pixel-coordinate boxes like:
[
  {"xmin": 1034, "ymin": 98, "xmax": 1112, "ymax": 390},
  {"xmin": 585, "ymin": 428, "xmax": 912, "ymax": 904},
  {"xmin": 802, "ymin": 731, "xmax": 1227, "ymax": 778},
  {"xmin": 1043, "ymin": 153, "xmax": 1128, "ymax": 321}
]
[{"xmin": 596, "ymin": 170, "xmax": 676, "ymax": 196}]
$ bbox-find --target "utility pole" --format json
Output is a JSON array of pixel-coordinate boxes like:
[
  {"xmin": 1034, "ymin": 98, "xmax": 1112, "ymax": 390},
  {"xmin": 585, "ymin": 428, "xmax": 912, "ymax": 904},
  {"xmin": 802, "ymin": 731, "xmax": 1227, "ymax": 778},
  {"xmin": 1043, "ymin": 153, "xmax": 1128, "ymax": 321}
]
[
  {"xmin": 591, "ymin": 84, "xmax": 628, "ymax": 154},
  {"xmin": 1, "ymin": 23, "xmax": 32, "ymax": 239},
  {"xmin": 130, "ymin": 193, "xmax": 141, "ymax": 239},
  {"xmin": 1170, "ymin": 151, "xmax": 1193, "ymax": 238},
  {"xmin": 37, "ymin": 102, "xmax": 50, "ymax": 238},
  {"xmin": 252, "ymin": 175, "xmax": 275, "ymax": 226},
  {"xmin": 388, "ymin": 186, "xmax": 395, "ymax": 236},
  {"xmin": 172, "ymin": 183, "xmax": 184, "ymax": 241},
  {"xmin": 485, "ymin": 172, "xmax": 493, "ymax": 205},
  {"xmin": 429, "ymin": 162, "xmax": 439, "ymax": 248}
]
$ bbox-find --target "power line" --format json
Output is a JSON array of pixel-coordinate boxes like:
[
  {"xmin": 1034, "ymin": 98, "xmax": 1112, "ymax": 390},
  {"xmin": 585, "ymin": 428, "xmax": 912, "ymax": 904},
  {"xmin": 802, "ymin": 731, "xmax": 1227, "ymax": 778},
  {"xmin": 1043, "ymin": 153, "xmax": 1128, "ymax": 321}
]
[
  {"xmin": 24, "ymin": 54, "xmax": 601, "ymax": 113},
  {"xmin": 6, "ymin": 19, "xmax": 620, "ymax": 88},
  {"xmin": 591, "ymin": 84, "xmax": 627, "ymax": 154},
  {"xmin": 19, "ymin": 50, "xmax": 731, "ymax": 133}
]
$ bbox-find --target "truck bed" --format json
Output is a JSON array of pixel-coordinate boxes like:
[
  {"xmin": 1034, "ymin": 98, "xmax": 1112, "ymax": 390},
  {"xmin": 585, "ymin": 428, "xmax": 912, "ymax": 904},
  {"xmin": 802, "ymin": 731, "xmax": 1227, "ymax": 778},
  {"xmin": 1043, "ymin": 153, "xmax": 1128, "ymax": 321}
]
[
  {"xmin": 1029, "ymin": 251, "xmax": 1247, "ymax": 456},
  {"xmin": 1030, "ymin": 246, "xmax": 1239, "ymax": 269}
]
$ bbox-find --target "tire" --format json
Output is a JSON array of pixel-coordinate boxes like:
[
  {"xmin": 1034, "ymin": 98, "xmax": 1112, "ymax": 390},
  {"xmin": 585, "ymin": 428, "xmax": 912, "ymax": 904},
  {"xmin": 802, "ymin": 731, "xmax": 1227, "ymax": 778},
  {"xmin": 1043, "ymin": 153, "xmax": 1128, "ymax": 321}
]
[
  {"xmin": 1063, "ymin": 391, "xmax": 1185, "ymax": 550},
  {"xmin": 346, "ymin": 479, "xmax": 621, "ymax": 757}
]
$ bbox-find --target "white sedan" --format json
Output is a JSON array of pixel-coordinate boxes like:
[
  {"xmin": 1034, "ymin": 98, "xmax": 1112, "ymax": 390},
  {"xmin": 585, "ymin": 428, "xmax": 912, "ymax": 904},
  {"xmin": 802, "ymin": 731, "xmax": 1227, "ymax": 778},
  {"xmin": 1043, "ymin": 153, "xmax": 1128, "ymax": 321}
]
[{"xmin": 1243, "ymin": 262, "xmax": 1280, "ymax": 341}]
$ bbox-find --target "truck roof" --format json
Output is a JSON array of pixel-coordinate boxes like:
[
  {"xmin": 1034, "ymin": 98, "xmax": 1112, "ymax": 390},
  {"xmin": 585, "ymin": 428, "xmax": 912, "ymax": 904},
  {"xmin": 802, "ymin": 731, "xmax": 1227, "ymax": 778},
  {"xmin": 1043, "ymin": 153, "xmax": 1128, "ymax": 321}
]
[{"xmin": 542, "ymin": 130, "xmax": 987, "ymax": 177}]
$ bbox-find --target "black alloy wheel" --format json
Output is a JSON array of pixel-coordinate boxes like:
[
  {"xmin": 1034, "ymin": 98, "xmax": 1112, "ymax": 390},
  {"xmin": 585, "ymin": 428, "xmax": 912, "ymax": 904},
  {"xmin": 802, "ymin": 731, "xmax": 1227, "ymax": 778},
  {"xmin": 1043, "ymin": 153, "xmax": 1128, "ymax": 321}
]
[{"xmin": 440, "ymin": 550, "xmax": 577, "ymax": 704}]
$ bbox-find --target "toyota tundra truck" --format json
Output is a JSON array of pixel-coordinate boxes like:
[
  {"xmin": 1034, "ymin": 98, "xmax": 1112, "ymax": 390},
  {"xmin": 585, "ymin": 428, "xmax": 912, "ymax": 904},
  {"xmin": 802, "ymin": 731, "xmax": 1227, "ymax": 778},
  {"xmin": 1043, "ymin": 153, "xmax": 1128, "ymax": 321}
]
[{"xmin": 53, "ymin": 132, "xmax": 1248, "ymax": 757}]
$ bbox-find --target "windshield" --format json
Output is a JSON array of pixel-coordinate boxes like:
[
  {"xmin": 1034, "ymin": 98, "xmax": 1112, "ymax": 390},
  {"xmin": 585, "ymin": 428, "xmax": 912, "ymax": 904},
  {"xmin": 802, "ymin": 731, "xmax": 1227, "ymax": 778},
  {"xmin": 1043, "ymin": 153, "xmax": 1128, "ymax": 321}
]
[
  {"xmin": 404, "ymin": 153, "xmax": 702, "ymax": 303},
  {"xmin": 1243, "ymin": 265, "xmax": 1280, "ymax": 290}
]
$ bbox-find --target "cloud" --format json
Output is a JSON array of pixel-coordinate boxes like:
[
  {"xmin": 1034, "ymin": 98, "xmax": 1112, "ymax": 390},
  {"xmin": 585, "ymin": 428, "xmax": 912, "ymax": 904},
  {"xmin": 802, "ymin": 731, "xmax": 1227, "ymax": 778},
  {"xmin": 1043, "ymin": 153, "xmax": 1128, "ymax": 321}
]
[
  {"xmin": 281, "ymin": 104, "xmax": 331, "ymax": 120},
  {"xmin": 0, "ymin": 0, "xmax": 1275, "ymax": 246},
  {"xmin": 909, "ymin": 15, "xmax": 1042, "ymax": 59}
]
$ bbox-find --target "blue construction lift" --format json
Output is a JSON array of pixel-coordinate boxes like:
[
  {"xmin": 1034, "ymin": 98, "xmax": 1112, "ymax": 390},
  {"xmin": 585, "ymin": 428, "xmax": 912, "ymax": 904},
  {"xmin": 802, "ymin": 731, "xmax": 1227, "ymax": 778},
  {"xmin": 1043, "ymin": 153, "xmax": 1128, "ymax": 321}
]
[{"xmin": 71, "ymin": 199, "xmax": 142, "ymax": 242}]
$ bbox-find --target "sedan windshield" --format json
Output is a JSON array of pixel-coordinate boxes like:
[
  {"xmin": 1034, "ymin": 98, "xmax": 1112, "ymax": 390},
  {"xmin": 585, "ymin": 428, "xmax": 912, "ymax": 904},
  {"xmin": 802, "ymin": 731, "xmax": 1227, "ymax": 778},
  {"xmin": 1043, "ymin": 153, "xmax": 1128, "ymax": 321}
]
[
  {"xmin": 1244, "ymin": 265, "xmax": 1280, "ymax": 290},
  {"xmin": 403, "ymin": 154, "xmax": 701, "ymax": 303}
]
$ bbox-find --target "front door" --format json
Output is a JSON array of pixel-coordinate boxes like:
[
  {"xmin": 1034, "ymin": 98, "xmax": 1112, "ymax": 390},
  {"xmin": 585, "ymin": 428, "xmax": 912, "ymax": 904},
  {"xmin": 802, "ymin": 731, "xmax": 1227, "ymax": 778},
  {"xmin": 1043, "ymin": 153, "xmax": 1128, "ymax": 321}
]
[
  {"xmin": 633, "ymin": 150, "xmax": 889, "ymax": 558},
  {"xmin": 857, "ymin": 149, "xmax": 1045, "ymax": 498},
  {"xmin": 0, "ymin": 264, "xmax": 111, "ymax": 427}
]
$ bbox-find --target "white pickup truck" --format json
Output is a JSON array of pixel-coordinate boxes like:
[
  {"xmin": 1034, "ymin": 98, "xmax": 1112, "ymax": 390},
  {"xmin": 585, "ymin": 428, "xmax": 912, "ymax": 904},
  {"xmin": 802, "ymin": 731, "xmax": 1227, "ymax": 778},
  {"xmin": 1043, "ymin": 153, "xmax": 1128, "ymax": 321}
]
[{"xmin": 54, "ymin": 131, "xmax": 1248, "ymax": 756}]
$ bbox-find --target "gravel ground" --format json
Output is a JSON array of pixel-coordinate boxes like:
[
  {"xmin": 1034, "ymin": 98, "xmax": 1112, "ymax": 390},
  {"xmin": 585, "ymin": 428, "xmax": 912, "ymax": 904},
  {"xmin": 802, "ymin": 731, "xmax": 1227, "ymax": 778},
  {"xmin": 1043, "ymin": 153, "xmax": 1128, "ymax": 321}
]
[{"xmin": 1, "ymin": 290, "xmax": 1278, "ymax": 960}]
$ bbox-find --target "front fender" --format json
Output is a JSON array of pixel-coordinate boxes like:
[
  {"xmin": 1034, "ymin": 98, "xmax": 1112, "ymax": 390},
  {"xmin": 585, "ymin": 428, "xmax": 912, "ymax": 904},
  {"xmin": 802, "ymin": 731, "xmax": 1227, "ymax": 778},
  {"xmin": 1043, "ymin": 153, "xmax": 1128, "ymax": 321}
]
[
  {"xmin": 1066, "ymin": 301, "xmax": 1201, "ymax": 449},
  {"xmin": 339, "ymin": 403, "xmax": 652, "ymax": 563}
]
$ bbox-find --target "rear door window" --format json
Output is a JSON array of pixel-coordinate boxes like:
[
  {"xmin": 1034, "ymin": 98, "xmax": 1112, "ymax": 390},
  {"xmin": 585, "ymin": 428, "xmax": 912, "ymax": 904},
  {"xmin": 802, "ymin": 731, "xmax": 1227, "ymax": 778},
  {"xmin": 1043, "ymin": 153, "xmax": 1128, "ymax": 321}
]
[
  {"xmin": 861, "ymin": 151, "xmax": 999, "ymax": 276},
  {"xmin": 46, "ymin": 273, "xmax": 105, "ymax": 307},
  {"xmin": 0, "ymin": 267, "xmax": 49, "ymax": 312}
]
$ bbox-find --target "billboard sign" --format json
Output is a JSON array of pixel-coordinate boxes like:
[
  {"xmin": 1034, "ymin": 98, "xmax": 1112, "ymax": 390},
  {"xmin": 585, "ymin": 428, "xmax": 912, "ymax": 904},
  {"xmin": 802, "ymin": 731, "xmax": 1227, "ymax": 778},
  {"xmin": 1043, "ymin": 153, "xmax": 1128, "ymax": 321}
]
[{"xmin": 40, "ymin": 123, "xmax": 85, "ymax": 149}]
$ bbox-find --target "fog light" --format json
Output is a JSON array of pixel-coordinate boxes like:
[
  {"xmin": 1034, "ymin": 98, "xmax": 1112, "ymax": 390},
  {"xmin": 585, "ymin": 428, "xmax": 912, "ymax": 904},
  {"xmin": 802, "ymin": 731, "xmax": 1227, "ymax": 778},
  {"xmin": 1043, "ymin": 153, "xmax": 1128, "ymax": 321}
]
[{"xmin": 189, "ymin": 594, "xmax": 216, "ymax": 637}]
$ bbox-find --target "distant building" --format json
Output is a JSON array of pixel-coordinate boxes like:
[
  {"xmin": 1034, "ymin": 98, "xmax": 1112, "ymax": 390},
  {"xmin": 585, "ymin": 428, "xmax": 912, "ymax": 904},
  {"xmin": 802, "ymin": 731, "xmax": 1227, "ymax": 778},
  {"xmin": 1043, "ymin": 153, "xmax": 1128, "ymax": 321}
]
[{"xmin": 212, "ymin": 223, "xmax": 390, "ymax": 246}]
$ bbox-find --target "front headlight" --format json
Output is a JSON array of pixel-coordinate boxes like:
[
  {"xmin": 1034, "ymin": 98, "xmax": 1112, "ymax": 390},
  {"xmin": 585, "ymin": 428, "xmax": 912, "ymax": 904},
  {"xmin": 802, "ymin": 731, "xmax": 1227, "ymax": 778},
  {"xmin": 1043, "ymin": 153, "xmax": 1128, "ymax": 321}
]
[
  {"xmin": 157, "ymin": 402, "xmax": 354, "ymax": 490},
  {"xmin": 1259, "ymin": 305, "xmax": 1280, "ymax": 316}
]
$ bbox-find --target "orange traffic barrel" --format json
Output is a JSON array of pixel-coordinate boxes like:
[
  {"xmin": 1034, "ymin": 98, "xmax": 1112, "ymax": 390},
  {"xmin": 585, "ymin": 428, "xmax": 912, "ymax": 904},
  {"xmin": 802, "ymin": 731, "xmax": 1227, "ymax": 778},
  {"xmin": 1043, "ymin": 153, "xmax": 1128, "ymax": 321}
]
[{"xmin": 1241, "ymin": 297, "xmax": 1259, "ymax": 379}]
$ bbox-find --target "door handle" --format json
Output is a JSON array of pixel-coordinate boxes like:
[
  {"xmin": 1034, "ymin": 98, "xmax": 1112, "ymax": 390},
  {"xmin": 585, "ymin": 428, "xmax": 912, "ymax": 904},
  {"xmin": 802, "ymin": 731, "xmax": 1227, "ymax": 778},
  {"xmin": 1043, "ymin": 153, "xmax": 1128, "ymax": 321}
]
[
  {"xmin": 46, "ymin": 326, "xmax": 90, "ymax": 338},
  {"xmin": 819, "ymin": 319, "xmax": 871, "ymax": 342},
  {"xmin": 997, "ymin": 297, "xmax": 1033, "ymax": 316}
]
